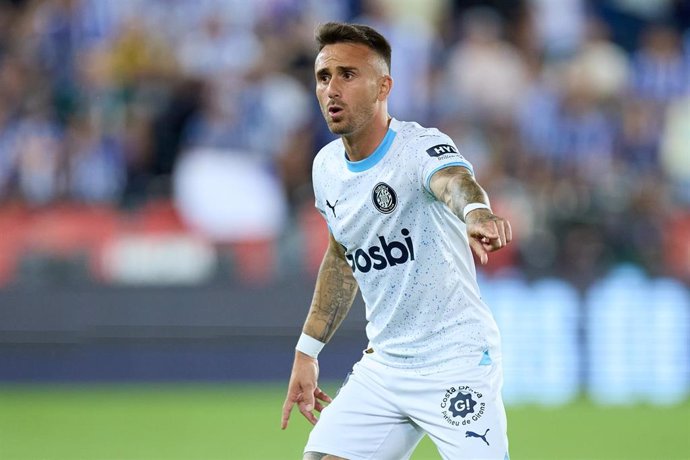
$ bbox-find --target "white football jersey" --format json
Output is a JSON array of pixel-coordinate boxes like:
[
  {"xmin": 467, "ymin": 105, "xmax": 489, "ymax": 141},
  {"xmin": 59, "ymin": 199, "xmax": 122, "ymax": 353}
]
[{"xmin": 313, "ymin": 118, "xmax": 501, "ymax": 373}]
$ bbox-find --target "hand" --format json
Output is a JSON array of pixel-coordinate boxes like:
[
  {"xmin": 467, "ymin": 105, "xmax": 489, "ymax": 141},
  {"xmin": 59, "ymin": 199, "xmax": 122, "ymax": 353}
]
[
  {"xmin": 281, "ymin": 351, "xmax": 332, "ymax": 429},
  {"xmin": 465, "ymin": 209, "xmax": 512, "ymax": 265}
]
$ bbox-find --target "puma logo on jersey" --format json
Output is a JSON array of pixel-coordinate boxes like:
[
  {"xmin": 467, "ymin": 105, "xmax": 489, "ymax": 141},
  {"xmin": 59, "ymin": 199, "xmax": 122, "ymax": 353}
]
[
  {"xmin": 466, "ymin": 429, "xmax": 490, "ymax": 446},
  {"xmin": 326, "ymin": 199, "xmax": 339, "ymax": 217},
  {"xmin": 426, "ymin": 144, "xmax": 458, "ymax": 157},
  {"xmin": 345, "ymin": 228, "xmax": 415, "ymax": 273}
]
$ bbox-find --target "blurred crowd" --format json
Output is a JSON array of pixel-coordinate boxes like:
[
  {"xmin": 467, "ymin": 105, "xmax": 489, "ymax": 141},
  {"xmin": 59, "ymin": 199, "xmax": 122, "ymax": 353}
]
[{"xmin": 0, "ymin": 0, "xmax": 689, "ymax": 287}]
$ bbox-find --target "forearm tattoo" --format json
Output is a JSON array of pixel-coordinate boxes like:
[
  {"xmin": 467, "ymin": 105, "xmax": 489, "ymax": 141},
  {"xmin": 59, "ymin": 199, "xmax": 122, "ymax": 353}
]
[
  {"xmin": 440, "ymin": 169, "xmax": 489, "ymax": 220},
  {"xmin": 304, "ymin": 245, "xmax": 358, "ymax": 343}
]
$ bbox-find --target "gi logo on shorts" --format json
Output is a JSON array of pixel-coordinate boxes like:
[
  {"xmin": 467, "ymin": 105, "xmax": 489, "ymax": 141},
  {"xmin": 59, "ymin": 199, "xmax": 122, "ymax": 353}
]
[
  {"xmin": 449, "ymin": 392, "xmax": 476, "ymax": 418},
  {"xmin": 440, "ymin": 385, "xmax": 485, "ymax": 427},
  {"xmin": 372, "ymin": 182, "xmax": 397, "ymax": 214}
]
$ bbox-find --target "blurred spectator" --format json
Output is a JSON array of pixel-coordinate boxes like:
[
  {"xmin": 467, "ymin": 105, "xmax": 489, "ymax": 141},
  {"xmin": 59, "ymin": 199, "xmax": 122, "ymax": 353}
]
[
  {"xmin": 107, "ymin": 15, "xmax": 176, "ymax": 86},
  {"xmin": 242, "ymin": 67, "xmax": 312, "ymax": 161},
  {"xmin": 660, "ymin": 95, "xmax": 690, "ymax": 203},
  {"xmin": 180, "ymin": 79, "xmax": 253, "ymax": 153},
  {"xmin": 0, "ymin": 0, "xmax": 687, "ymax": 287},
  {"xmin": 619, "ymin": 99, "xmax": 664, "ymax": 171},
  {"xmin": 0, "ymin": 2, "xmax": 19, "ymax": 58},
  {"xmin": 176, "ymin": 10, "xmax": 262, "ymax": 79},
  {"xmin": 173, "ymin": 148, "xmax": 288, "ymax": 242},
  {"xmin": 0, "ymin": 95, "xmax": 16, "ymax": 198},
  {"xmin": 13, "ymin": 104, "xmax": 64, "ymax": 206},
  {"xmin": 444, "ymin": 6, "xmax": 530, "ymax": 125},
  {"xmin": 570, "ymin": 17, "xmax": 630, "ymax": 102},
  {"xmin": 64, "ymin": 115, "xmax": 125, "ymax": 203},
  {"xmin": 355, "ymin": 0, "xmax": 438, "ymax": 122},
  {"xmin": 26, "ymin": 0, "xmax": 117, "ymax": 123},
  {"xmin": 552, "ymin": 62, "xmax": 617, "ymax": 180},
  {"xmin": 609, "ymin": 0, "xmax": 677, "ymax": 21},
  {"xmin": 149, "ymin": 79, "xmax": 203, "ymax": 184},
  {"xmin": 628, "ymin": 22, "xmax": 690, "ymax": 104},
  {"xmin": 0, "ymin": 55, "xmax": 30, "ymax": 119},
  {"xmin": 527, "ymin": 0, "xmax": 586, "ymax": 59},
  {"xmin": 514, "ymin": 68, "xmax": 561, "ymax": 160}
]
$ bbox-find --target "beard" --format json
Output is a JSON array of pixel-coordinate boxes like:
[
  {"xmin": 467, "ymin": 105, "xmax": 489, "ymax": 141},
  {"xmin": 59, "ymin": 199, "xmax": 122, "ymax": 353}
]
[
  {"xmin": 323, "ymin": 102, "xmax": 375, "ymax": 136},
  {"xmin": 327, "ymin": 119, "xmax": 354, "ymax": 135}
]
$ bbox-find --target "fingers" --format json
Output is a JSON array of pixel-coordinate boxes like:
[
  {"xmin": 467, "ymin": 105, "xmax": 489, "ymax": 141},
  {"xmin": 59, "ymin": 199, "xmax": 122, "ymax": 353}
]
[
  {"xmin": 282, "ymin": 354, "xmax": 326, "ymax": 429},
  {"xmin": 495, "ymin": 220, "xmax": 512, "ymax": 249},
  {"xmin": 505, "ymin": 219, "xmax": 513, "ymax": 244},
  {"xmin": 469, "ymin": 237, "xmax": 489, "ymax": 265},
  {"xmin": 282, "ymin": 385, "xmax": 333, "ymax": 429},
  {"xmin": 312, "ymin": 387, "xmax": 332, "ymax": 413},
  {"xmin": 315, "ymin": 387, "xmax": 332, "ymax": 404},
  {"xmin": 299, "ymin": 405, "xmax": 318, "ymax": 425},
  {"xmin": 281, "ymin": 396, "xmax": 295, "ymax": 430},
  {"xmin": 494, "ymin": 221, "xmax": 507, "ymax": 249},
  {"xmin": 299, "ymin": 386, "xmax": 334, "ymax": 424},
  {"xmin": 298, "ymin": 391, "xmax": 318, "ymax": 425},
  {"xmin": 480, "ymin": 220, "xmax": 511, "ymax": 249},
  {"xmin": 468, "ymin": 216, "xmax": 512, "ymax": 264},
  {"xmin": 282, "ymin": 391, "xmax": 317, "ymax": 428}
]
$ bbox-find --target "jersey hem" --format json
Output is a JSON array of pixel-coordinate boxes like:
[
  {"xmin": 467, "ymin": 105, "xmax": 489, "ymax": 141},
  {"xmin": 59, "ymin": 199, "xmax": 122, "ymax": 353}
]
[
  {"xmin": 304, "ymin": 445, "xmax": 369, "ymax": 460},
  {"xmin": 362, "ymin": 350, "xmax": 503, "ymax": 375}
]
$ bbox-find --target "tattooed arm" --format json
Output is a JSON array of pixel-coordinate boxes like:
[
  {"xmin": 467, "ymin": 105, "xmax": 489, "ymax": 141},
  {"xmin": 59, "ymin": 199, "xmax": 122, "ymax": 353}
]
[
  {"xmin": 429, "ymin": 166, "xmax": 512, "ymax": 265},
  {"xmin": 281, "ymin": 232, "xmax": 358, "ymax": 429},
  {"xmin": 303, "ymin": 232, "xmax": 358, "ymax": 342}
]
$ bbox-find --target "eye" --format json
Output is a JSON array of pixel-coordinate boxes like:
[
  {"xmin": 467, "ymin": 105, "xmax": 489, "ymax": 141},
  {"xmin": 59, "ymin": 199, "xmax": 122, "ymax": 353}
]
[
  {"xmin": 343, "ymin": 71, "xmax": 354, "ymax": 80},
  {"xmin": 318, "ymin": 73, "xmax": 330, "ymax": 83}
]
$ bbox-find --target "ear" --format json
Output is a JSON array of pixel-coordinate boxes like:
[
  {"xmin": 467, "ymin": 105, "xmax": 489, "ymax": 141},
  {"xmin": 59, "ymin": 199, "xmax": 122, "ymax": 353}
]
[{"xmin": 377, "ymin": 75, "xmax": 393, "ymax": 101}]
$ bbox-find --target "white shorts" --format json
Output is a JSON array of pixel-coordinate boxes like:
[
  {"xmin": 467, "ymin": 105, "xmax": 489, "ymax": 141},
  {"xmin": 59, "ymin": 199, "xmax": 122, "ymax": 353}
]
[{"xmin": 305, "ymin": 353, "xmax": 509, "ymax": 460}]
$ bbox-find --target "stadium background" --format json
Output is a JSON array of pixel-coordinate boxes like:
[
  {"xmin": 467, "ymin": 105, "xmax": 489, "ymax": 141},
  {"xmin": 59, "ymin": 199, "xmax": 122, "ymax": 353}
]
[{"xmin": 0, "ymin": 0, "xmax": 689, "ymax": 458}]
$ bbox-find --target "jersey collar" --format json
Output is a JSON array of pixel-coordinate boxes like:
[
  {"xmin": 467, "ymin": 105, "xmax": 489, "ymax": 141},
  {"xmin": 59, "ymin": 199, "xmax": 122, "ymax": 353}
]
[{"xmin": 344, "ymin": 120, "xmax": 398, "ymax": 173}]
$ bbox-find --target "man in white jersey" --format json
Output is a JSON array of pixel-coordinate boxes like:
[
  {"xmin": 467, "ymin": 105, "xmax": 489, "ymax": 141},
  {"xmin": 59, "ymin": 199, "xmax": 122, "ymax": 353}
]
[{"xmin": 281, "ymin": 22, "xmax": 513, "ymax": 460}]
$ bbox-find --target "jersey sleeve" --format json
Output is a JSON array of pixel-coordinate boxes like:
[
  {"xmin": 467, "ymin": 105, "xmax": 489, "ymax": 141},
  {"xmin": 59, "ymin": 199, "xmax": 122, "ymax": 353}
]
[
  {"xmin": 409, "ymin": 133, "xmax": 475, "ymax": 195},
  {"xmin": 312, "ymin": 174, "xmax": 326, "ymax": 220},
  {"xmin": 311, "ymin": 152, "xmax": 330, "ymax": 225}
]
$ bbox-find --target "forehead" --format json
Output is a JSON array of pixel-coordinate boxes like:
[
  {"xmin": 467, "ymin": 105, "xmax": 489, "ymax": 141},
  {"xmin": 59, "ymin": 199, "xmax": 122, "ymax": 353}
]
[{"xmin": 315, "ymin": 42, "xmax": 380, "ymax": 72}]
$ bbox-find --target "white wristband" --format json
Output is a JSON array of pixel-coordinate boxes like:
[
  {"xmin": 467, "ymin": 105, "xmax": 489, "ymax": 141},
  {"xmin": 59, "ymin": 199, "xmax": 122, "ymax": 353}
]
[
  {"xmin": 295, "ymin": 333, "xmax": 325, "ymax": 358},
  {"xmin": 462, "ymin": 203, "xmax": 492, "ymax": 222}
]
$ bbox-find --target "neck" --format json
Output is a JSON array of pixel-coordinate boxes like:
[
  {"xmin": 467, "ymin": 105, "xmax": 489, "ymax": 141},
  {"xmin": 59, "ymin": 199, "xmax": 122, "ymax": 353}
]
[{"xmin": 342, "ymin": 111, "xmax": 391, "ymax": 162}]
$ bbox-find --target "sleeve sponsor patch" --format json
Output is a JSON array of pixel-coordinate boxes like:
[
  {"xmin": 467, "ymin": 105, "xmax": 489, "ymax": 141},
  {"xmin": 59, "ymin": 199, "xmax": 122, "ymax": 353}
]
[{"xmin": 426, "ymin": 144, "xmax": 458, "ymax": 157}]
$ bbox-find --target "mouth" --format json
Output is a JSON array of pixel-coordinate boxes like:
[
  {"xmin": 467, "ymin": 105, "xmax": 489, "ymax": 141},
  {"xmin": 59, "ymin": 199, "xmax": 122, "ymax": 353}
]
[{"xmin": 327, "ymin": 105, "xmax": 344, "ymax": 118}]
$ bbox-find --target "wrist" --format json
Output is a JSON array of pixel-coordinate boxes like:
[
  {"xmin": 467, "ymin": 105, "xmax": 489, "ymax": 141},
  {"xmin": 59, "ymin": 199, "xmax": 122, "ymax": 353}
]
[
  {"xmin": 462, "ymin": 203, "xmax": 491, "ymax": 222},
  {"xmin": 295, "ymin": 332, "xmax": 325, "ymax": 359}
]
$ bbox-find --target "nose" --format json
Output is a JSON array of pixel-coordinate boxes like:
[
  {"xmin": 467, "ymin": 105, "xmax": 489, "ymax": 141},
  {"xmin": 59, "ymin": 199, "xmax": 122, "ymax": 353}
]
[{"xmin": 326, "ymin": 78, "xmax": 341, "ymax": 99}]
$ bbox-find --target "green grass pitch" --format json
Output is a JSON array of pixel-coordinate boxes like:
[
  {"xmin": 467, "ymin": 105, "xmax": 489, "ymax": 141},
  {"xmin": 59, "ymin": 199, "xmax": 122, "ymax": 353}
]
[{"xmin": 0, "ymin": 383, "xmax": 688, "ymax": 459}]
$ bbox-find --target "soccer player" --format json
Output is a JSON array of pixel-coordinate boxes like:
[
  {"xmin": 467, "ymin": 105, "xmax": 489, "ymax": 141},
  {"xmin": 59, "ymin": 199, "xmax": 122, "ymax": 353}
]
[{"xmin": 281, "ymin": 22, "xmax": 513, "ymax": 460}]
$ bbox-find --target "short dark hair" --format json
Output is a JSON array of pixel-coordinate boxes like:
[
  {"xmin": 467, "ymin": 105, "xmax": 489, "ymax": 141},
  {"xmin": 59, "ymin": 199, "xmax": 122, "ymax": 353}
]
[{"xmin": 315, "ymin": 22, "xmax": 391, "ymax": 72}]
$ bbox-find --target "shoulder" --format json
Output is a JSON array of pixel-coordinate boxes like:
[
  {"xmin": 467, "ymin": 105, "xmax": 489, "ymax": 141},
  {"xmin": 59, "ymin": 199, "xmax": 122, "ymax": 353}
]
[
  {"xmin": 312, "ymin": 138, "xmax": 344, "ymax": 201},
  {"xmin": 313, "ymin": 137, "xmax": 344, "ymax": 170},
  {"xmin": 391, "ymin": 119, "xmax": 462, "ymax": 162},
  {"xmin": 392, "ymin": 119, "xmax": 457, "ymax": 155},
  {"xmin": 391, "ymin": 119, "xmax": 475, "ymax": 192}
]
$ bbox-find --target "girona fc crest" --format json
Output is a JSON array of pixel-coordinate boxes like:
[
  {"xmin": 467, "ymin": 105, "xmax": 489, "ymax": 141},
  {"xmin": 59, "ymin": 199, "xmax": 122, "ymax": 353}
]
[{"xmin": 372, "ymin": 182, "xmax": 397, "ymax": 214}]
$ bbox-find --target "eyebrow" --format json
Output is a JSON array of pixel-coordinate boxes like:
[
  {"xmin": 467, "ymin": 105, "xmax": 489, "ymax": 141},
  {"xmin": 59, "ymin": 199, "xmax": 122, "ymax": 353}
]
[{"xmin": 315, "ymin": 65, "xmax": 359, "ymax": 76}]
